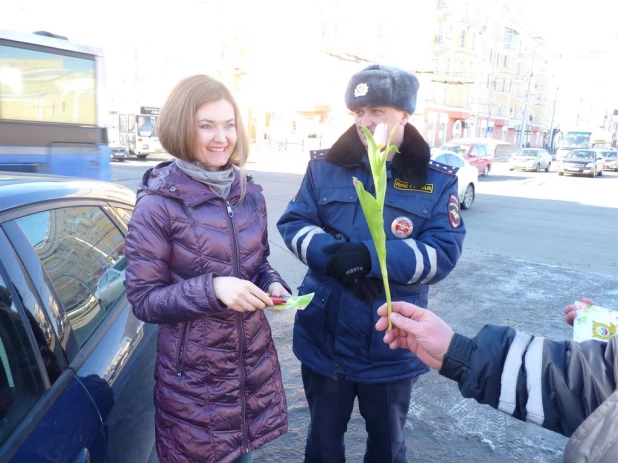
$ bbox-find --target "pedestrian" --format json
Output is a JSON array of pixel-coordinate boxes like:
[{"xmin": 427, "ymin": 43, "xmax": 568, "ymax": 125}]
[
  {"xmin": 375, "ymin": 299, "xmax": 618, "ymax": 463},
  {"xmin": 125, "ymin": 75, "xmax": 290, "ymax": 463},
  {"xmin": 277, "ymin": 64, "xmax": 466, "ymax": 462}
]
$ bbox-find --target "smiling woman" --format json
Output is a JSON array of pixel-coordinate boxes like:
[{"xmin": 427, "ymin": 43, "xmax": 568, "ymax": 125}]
[{"xmin": 124, "ymin": 74, "xmax": 291, "ymax": 463}]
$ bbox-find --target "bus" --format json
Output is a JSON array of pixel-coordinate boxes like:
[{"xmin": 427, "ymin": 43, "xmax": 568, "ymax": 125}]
[
  {"xmin": 0, "ymin": 29, "xmax": 110, "ymax": 180},
  {"xmin": 556, "ymin": 129, "xmax": 612, "ymax": 161},
  {"xmin": 111, "ymin": 106, "xmax": 164, "ymax": 159}
]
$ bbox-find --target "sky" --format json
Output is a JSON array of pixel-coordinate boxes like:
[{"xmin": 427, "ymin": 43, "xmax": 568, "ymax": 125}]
[{"xmin": 3, "ymin": 0, "xmax": 618, "ymax": 128}]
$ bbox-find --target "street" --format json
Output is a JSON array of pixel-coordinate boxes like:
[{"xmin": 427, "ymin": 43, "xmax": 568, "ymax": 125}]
[{"xmin": 112, "ymin": 153, "xmax": 618, "ymax": 462}]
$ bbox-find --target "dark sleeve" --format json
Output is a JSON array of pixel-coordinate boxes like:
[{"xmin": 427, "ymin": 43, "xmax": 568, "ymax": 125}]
[{"xmin": 440, "ymin": 326, "xmax": 617, "ymax": 437}]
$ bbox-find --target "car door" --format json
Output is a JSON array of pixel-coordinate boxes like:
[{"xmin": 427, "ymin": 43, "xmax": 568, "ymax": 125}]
[
  {"xmin": 469, "ymin": 145, "xmax": 488, "ymax": 174},
  {"xmin": 4, "ymin": 200, "xmax": 157, "ymax": 463},
  {"xmin": 0, "ymin": 229, "xmax": 105, "ymax": 463}
]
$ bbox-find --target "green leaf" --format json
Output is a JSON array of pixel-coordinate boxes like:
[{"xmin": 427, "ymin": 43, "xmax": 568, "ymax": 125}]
[{"xmin": 353, "ymin": 178, "xmax": 386, "ymax": 257}]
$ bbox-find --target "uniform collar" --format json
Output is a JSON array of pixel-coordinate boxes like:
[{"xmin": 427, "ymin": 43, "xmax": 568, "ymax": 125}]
[{"xmin": 325, "ymin": 123, "xmax": 429, "ymax": 186}]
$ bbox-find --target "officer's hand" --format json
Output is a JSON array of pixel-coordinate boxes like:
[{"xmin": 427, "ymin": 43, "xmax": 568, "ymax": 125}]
[
  {"xmin": 353, "ymin": 278, "xmax": 383, "ymax": 303},
  {"xmin": 323, "ymin": 242, "xmax": 371, "ymax": 288}
]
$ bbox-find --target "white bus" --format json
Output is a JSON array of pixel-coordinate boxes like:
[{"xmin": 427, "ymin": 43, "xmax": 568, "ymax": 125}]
[
  {"xmin": 110, "ymin": 106, "xmax": 164, "ymax": 158},
  {"xmin": 556, "ymin": 129, "xmax": 612, "ymax": 161}
]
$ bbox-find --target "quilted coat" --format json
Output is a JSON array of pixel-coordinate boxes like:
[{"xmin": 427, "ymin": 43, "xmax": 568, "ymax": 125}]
[{"xmin": 125, "ymin": 161, "xmax": 288, "ymax": 463}]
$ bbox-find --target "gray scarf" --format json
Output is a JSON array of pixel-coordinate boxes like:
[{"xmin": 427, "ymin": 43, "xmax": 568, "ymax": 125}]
[{"xmin": 175, "ymin": 159, "xmax": 235, "ymax": 199}]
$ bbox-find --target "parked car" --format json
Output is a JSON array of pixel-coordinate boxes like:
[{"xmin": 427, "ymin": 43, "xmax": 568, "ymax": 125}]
[
  {"xmin": 0, "ymin": 173, "xmax": 156, "ymax": 463},
  {"xmin": 508, "ymin": 148, "xmax": 552, "ymax": 172},
  {"xmin": 431, "ymin": 151, "xmax": 478, "ymax": 209},
  {"xmin": 557, "ymin": 149, "xmax": 605, "ymax": 177},
  {"xmin": 440, "ymin": 138, "xmax": 510, "ymax": 176},
  {"xmin": 602, "ymin": 150, "xmax": 618, "ymax": 171},
  {"xmin": 109, "ymin": 143, "xmax": 129, "ymax": 161}
]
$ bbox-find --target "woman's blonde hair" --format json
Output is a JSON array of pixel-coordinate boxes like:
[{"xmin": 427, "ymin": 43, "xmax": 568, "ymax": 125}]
[{"xmin": 158, "ymin": 75, "xmax": 249, "ymax": 199}]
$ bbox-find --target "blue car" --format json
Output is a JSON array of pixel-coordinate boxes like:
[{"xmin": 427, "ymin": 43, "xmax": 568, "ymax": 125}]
[{"xmin": 0, "ymin": 173, "xmax": 157, "ymax": 463}]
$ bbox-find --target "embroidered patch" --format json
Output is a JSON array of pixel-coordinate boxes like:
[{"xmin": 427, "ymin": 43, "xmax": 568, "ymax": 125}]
[
  {"xmin": 394, "ymin": 179, "xmax": 434, "ymax": 193},
  {"xmin": 391, "ymin": 216, "xmax": 413, "ymax": 238},
  {"xmin": 448, "ymin": 194, "xmax": 461, "ymax": 228},
  {"xmin": 354, "ymin": 83, "xmax": 369, "ymax": 97}
]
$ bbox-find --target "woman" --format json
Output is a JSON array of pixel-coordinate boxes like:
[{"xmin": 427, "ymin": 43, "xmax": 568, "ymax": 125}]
[{"xmin": 125, "ymin": 75, "xmax": 290, "ymax": 463}]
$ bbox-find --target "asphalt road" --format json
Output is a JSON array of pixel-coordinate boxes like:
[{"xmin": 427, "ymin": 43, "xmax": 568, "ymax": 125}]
[{"xmin": 111, "ymin": 153, "xmax": 618, "ymax": 462}]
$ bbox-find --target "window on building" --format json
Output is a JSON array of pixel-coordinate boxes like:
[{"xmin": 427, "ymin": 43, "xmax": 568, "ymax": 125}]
[
  {"xmin": 458, "ymin": 61, "xmax": 463, "ymax": 76},
  {"xmin": 496, "ymin": 53, "xmax": 500, "ymax": 65},
  {"xmin": 0, "ymin": 271, "xmax": 46, "ymax": 446},
  {"xmin": 502, "ymin": 79, "xmax": 506, "ymax": 91},
  {"xmin": 460, "ymin": 30, "xmax": 466, "ymax": 47},
  {"xmin": 446, "ymin": 58, "xmax": 451, "ymax": 73},
  {"xmin": 504, "ymin": 28, "xmax": 519, "ymax": 49},
  {"xmin": 15, "ymin": 206, "xmax": 128, "ymax": 354},
  {"xmin": 471, "ymin": 33, "xmax": 476, "ymax": 50},
  {"xmin": 516, "ymin": 62, "xmax": 521, "ymax": 75},
  {"xmin": 503, "ymin": 55, "xmax": 508, "ymax": 67}
]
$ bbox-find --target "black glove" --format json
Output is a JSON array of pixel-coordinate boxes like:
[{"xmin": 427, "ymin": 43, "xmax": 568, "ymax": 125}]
[
  {"xmin": 352, "ymin": 277, "xmax": 383, "ymax": 303},
  {"xmin": 323, "ymin": 242, "xmax": 371, "ymax": 288}
]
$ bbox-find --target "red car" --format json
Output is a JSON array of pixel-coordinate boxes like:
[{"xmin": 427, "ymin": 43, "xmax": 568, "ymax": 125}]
[{"xmin": 440, "ymin": 138, "xmax": 511, "ymax": 176}]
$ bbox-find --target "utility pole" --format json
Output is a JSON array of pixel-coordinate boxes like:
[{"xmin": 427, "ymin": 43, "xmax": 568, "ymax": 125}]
[
  {"xmin": 486, "ymin": 20, "xmax": 501, "ymax": 138},
  {"xmin": 520, "ymin": 52, "xmax": 535, "ymax": 147},
  {"xmin": 547, "ymin": 86, "xmax": 559, "ymax": 151},
  {"xmin": 520, "ymin": 38, "xmax": 543, "ymax": 147},
  {"xmin": 575, "ymin": 97, "xmax": 584, "ymax": 126}
]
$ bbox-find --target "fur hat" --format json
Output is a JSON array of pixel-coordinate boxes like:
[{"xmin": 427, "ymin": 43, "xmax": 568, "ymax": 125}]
[{"xmin": 344, "ymin": 64, "xmax": 419, "ymax": 114}]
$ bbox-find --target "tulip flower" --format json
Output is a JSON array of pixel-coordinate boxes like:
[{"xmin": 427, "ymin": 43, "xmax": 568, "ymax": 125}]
[{"xmin": 353, "ymin": 123, "xmax": 399, "ymax": 329}]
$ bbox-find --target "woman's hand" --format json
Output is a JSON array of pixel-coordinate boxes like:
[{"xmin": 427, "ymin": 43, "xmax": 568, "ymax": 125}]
[
  {"xmin": 213, "ymin": 277, "xmax": 274, "ymax": 313},
  {"xmin": 267, "ymin": 282, "xmax": 291, "ymax": 297}
]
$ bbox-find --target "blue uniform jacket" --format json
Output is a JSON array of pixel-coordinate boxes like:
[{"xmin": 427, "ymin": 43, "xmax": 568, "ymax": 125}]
[{"xmin": 277, "ymin": 124, "xmax": 466, "ymax": 383}]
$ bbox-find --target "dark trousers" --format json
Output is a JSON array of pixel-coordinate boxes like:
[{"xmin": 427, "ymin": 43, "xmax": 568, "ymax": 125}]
[{"xmin": 301, "ymin": 364, "xmax": 416, "ymax": 463}]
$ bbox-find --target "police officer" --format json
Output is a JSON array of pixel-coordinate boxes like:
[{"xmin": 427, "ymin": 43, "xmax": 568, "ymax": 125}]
[{"xmin": 277, "ymin": 64, "xmax": 466, "ymax": 462}]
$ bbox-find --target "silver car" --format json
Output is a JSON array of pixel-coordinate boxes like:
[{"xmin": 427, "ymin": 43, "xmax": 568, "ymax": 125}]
[
  {"xmin": 109, "ymin": 143, "xmax": 129, "ymax": 161},
  {"xmin": 600, "ymin": 150, "xmax": 618, "ymax": 171},
  {"xmin": 508, "ymin": 149, "xmax": 552, "ymax": 172}
]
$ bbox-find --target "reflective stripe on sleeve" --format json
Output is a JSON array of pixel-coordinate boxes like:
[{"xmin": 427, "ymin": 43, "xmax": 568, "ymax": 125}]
[
  {"xmin": 291, "ymin": 225, "xmax": 321, "ymax": 260},
  {"xmin": 403, "ymin": 239, "xmax": 424, "ymax": 284},
  {"xmin": 524, "ymin": 337, "xmax": 545, "ymax": 426},
  {"xmin": 498, "ymin": 331, "xmax": 532, "ymax": 415},
  {"xmin": 300, "ymin": 228, "xmax": 325, "ymax": 266},
  {"xmin": 420, "ymin": 244, "xmax": 438, "ymax": 284}
]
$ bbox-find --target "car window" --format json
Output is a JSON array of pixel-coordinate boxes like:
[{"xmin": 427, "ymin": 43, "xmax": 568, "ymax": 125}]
[
  {"xmin": 15, "ymin": 206, "xmax": 127, "ymax": 351},
  {"xmin": 448, "ymin": 154, "xmax": 464, "ymax": 168},
  {"xmin": 477, "ymin": 145, "xmax": 488, "ymax": 156},
  {"xmin": 435, "ymin": 154, "xmax": 448, "ymax": 164},
  {"xmin": 0, "ymin": 271, "xmax": 46, "ymax": 445},
  {"xmin": 469, "ymin": 145, "xmax": 481, "ymax": 156}
]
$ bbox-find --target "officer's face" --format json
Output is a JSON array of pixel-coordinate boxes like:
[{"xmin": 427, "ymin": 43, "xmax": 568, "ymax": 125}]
[{"xmin": 353, "ymin": 106, "xmax": 409, "ymax": 156}]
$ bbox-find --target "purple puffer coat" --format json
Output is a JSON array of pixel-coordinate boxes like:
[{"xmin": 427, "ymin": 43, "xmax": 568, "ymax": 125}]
[{"xmin": 125, "ymin": 162, "xmax": 289, "ymax": 463}]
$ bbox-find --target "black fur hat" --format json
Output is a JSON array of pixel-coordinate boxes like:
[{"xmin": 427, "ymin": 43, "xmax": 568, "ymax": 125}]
[{"xmin": 345, "ymin": 64, "xmax": 419, "ymax": 114}]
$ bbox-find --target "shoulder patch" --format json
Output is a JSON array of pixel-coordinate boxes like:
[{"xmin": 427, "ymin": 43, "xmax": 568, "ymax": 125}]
[
  {"xmin": 428, "ymin": 160, "xmax": 459, "ymax": 176},
  {"xmin": 310, "ymin": 149, "xmax": 328, "ymax": 161}
]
